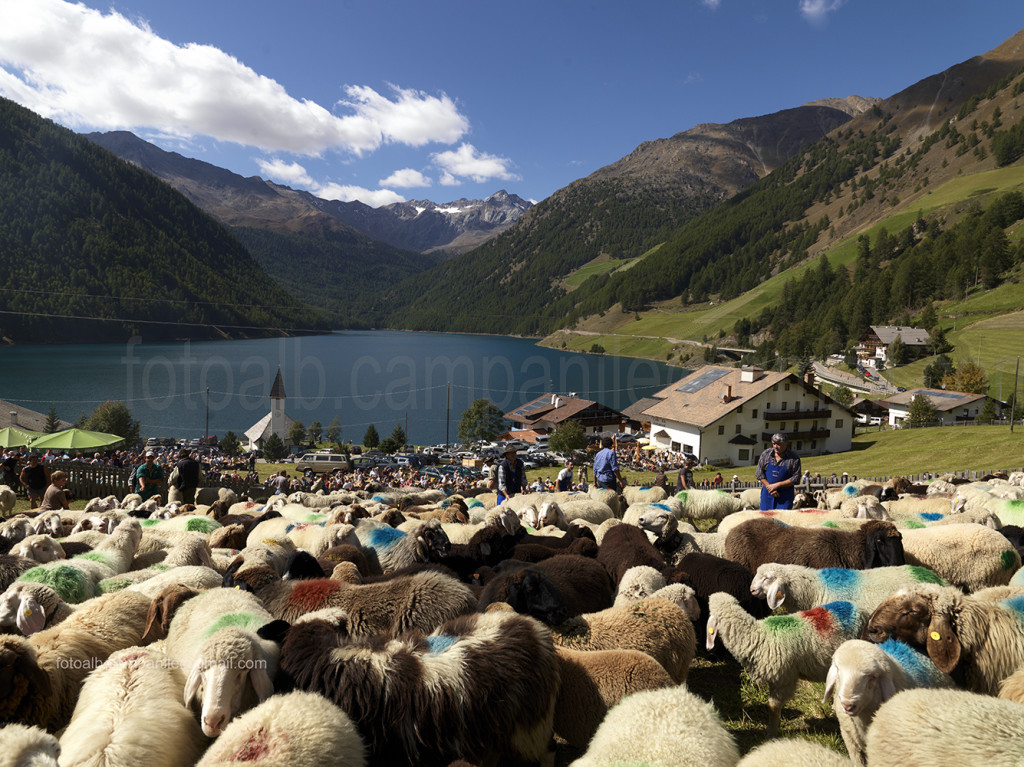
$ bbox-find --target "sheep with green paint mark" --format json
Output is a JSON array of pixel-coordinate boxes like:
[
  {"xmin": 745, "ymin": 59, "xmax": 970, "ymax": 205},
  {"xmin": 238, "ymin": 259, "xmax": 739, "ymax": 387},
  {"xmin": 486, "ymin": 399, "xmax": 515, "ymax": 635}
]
[
  {"xmin": 706, "ymin": 592, "xmax": 866, "ymax": 736},
  {"xmin": 750, "ymin": 562, "xmax": 948, "ymax": 614},
  {"xmin": 17, "ymin": 518, "xmax": 142, "ymax": 603},
  {"xmin": 674, "ymin": 488, "xmax": 743, "ymax": 524},
  {"xmin": 0, "ymin": 582, "xmax": 77, "ymax": 635},
  {"xmin": 165, "ymin": 587, "xmax": 283, "ymax": 738},
  {"xmin": 900, "ymin": 522, "xmax": 1022, "ymax": 591},
  {"xmin": 153, "ymin": 515, "xmax": 223, "ymax": 535}
]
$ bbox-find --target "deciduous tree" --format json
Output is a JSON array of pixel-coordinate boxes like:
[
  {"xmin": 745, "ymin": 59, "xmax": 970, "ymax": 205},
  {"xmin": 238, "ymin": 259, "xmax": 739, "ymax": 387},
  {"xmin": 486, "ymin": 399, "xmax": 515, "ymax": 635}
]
[
  {"xmin": 548, "ymin": 420, "xmax": 588, "ymax": 456},
  {"xmin": 458, "ymin": 399, "xmax": 505, "ymax": 444}
]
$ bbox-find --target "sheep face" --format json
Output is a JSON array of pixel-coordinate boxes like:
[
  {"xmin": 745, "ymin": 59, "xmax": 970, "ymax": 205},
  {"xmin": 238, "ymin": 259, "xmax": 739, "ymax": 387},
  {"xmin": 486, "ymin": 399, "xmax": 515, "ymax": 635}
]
[
  {"xmin": 12, "ymin": 536, "xmax": 66, "ymax": 564},
  {"xmin": 0, "ymin": 585, "xmax": 48, "ymax": 635},
  {"xmin": 0, "ymin": 518, "xmax": 33, "ymax": 543},
  {"xmin": 637, "ymin": 510, "xmax": 674, "ymax": 539},
  {"xmin": 824, "ymin": 641, "xmax": 899, "ymax": 718},
  {"xmin": 32, "ymin": 513, "xmax": 63, "ymax": 538},
  {"xmin": 418, "ymin": 523, "xmax": 450, "ymax": 561},
  {"xmin": 184, "ymin": 631, "xmax": 275, "ymax": 737},
  {"xmin": 861, "ymin": 522, "xmax": 905, "ymax": 569},
  {"xmin": 750, "ymin": 567, "xmax": 786, "ymax": 610},
  {"xmin": 517, "ymin": 505, "xmax": 540, "ymax": 529},
  {"xmin": 538, "ymin": 501, "xmax": 563, "ymax": 528},
  {"xmin": 862, "ymin": 590, "xmax": 960, "ymax": 673},
  {"xmin": 505, "ymin": 569, "xmax": 567, "ymax": 626}
]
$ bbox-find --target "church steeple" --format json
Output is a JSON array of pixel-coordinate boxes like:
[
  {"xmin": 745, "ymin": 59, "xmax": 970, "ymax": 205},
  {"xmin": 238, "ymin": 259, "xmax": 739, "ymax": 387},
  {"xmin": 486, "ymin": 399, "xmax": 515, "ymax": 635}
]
[
  {"xmin": 270, "ymin": 368, "xmax": 287, "ymax": 439},
  {"xmin": 269, "ymin": 368, "xmax": 286, "ymax": 400}
]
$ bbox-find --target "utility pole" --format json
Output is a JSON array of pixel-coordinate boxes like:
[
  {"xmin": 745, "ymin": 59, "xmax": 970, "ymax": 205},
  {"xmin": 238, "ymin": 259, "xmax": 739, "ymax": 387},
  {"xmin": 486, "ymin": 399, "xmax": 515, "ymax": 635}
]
[
  {"xmin": 205, "ymin": 388, "xmax": 209, "ymax": 443},
  {"xmin": 404, "ymin": 411, "xmax": 408, "ymax": 449},
  {"xmin": 445, "ymin": 382, "xmax": 450, "ymax": 448},
  {"xmin": 1011, "ymin": 357, "xmax": 1020, "ymax": 434}
]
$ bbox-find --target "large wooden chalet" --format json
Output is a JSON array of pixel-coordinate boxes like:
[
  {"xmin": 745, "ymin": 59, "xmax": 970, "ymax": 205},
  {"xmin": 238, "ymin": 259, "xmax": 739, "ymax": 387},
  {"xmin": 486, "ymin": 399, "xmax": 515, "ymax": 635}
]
[{"xmin": 503, "ymin": 394, "xmax": 625, "ymax": 442}]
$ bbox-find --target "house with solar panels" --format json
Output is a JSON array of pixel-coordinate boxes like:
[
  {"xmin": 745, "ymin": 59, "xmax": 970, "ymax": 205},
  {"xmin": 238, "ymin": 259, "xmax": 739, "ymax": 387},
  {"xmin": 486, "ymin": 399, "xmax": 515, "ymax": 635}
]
[
  {"xmin": 634, "ymin": 365, "xmax": 854, "ymax": 466},
  {"xmin": 503, "ymin": 394, "xmax": 626, "ymax": 443},
  {"xmin": 877, "ymin": 387, "xmax": 1003, "ymax": 427}
]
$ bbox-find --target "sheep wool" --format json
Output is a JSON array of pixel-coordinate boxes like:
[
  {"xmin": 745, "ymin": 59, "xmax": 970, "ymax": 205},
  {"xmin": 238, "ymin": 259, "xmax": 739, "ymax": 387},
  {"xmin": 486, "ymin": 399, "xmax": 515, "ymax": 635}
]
[
  {"xmin": 196, "ymin": 690, "xmax": 366, "ymax": 767},
  {"xmin": 569, "ymin": 685, "xmax": 739, "ymax": 767},
  {"xmin": 736, "ymin": 738, "xmax": 850, "ymax": 767},
  {"xmin": 0, "ymin": 723, "xmax": 61, "ymax": 767},
  {"xmin": 866, "ymin": 688, "xmax": 1024, "ymax": 767},
  {"xmin": 706, "ymin": 592, "xmax": 866, "ymax": 736},
  {"xmin": 900, "ymin": 522, "xmax": 1022, "ymax": 591}
]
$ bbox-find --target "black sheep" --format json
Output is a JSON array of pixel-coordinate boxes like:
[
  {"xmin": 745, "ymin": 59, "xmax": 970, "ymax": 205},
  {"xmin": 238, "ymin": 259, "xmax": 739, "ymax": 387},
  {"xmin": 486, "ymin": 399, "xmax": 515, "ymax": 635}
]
[{"xmin": 597, "ymin": 523, "xmax": 667, "ymax": 588}]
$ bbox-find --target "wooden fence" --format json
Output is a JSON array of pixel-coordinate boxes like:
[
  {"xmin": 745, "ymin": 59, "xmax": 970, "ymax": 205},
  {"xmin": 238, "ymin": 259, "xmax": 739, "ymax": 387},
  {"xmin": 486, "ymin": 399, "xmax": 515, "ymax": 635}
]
[{"xmin": 50, "ymin": 462, "xmax": 270, "ymax": 502}]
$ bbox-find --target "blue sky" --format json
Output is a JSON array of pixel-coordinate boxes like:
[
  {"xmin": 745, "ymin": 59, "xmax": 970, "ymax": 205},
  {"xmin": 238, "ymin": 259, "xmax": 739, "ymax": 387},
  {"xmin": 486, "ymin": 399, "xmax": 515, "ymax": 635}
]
[{"xmin": 1, "ymin": 0, "xmax": 1023, "ymax": 207}]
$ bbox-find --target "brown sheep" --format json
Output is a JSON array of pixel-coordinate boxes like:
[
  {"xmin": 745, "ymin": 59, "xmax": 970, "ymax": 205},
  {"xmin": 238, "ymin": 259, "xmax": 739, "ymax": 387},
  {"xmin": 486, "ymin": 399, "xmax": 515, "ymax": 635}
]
[{"xmin": 724, "ymin": 517, "xmax": 905, "ymax": 574}]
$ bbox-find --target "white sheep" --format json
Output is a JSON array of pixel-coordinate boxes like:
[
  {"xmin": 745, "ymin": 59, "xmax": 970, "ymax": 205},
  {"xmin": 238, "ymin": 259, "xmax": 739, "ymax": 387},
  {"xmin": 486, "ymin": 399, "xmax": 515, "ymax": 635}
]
[
  {"xmin": 587, "ymin": 486, "xmax": 623, "ymax": 518},
  {"xmin": 567, "ymin": 517, "xmax": 622, "ymax": 545},
  {"xmin": 245, "ymin": 517, "xmax": 357, "ymax": 556},
  {"xmin": 706, "ymin": 592, "xmax": 866, "ymax": 736},
  {"xmin": 0, "ymin": 582, "xmax": 77, "ymax": 635},
  {"xmin": 0, "ymin": 723, "xmax": 61, "ymax": 767},
  {"xmin": 11, "ymin": 535, "xmax": 66, "ymax": 564},
  {"xmin": 865, "ymin": 688, "xmax": 1024, "ymax": 767},
  {"xmin": 568, "ymin": 685, "xmax": 739, "ymax": 767},
  {"xmin": 636, "ymin": 507, "xmax": 726, "ymax": 560},
  {"xmin": 557, "ymin": 498, "xmax": 616, "ymax": 524},
  {"xmin": 0, "ymin": 484, "xmax": 16, "ymax": 515},
  {"xmin": 440, "ymin": 506, "xmax": 520, "ymax": 545},
  {"xmin": 749, "ymin": 562, "xmax": 949, "ymax": 614},
  {"xmin": 674, "ymin": 488, "xmax": 743, "ymax": 523},
  {"xmin": 900, "ymin": 522, "xmax": 1022, "ymax": 591},
  {"xmin": 194, "ymin": 690, "xmax": 366, "ymax": 767},
  {"xmin": 58, "ymin": 643, "xmax": 207, "ymax": 767},
  {"xmin": 165, "ymin": 587, "xmax": 282, "ymax": 737},
  {"xmin": 736, "ymin": 738, "xmax": 850, "ymax": 767},
  {"xmin": 621, "ymin": 485, "xmax": 668, "ymax": 506},
  {"xmin": 613, "ymin": 565, "xmax": 700, "ymax": 619},
  {"xmin": 824, "ymin": 638, "xmax": 955, "ymax": 766}
]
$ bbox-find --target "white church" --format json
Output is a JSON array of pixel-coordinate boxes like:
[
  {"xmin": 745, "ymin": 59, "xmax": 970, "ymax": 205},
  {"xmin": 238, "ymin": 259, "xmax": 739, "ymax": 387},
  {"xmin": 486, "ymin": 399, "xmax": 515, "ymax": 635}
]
[{"xmin": 244, "ymin": 368, "xmax": 296, "ymax": 451}]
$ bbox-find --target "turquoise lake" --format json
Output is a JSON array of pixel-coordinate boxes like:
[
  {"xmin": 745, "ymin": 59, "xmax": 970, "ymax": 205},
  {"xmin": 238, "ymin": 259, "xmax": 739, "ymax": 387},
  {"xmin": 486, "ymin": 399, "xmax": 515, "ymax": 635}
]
[{"xmin": 0, "ymin": 331, "xmax": 680, "ymax": 445}]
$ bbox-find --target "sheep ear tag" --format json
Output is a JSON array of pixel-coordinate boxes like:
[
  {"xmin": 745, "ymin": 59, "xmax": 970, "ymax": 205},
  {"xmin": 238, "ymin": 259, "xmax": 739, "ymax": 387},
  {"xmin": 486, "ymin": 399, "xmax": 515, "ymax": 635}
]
[
  {"xmin": 705, "ymin": 616, "xmax": 718, "ymax": 650},
  {"xmin": 16, "ymin": 596, "xmax": 45, "ymax": 636}
]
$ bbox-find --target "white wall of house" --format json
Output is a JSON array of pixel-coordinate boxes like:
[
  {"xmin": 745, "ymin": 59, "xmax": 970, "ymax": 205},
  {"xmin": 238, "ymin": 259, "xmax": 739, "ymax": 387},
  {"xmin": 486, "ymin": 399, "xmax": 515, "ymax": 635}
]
[
  {"xmin": 647, "ymin": 378, "xmax": 852, "ymax": 466},
  {"xmin": 889, "ymin": 399, "xmax": 993, "ymax": 427}
]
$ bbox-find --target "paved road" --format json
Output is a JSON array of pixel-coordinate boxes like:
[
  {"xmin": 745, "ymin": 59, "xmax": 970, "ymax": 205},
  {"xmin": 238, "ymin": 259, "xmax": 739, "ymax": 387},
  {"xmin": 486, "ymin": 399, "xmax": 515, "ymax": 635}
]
[{"xmin": 812, "ymin": 361, "xmax": 894, "ymax": 395}]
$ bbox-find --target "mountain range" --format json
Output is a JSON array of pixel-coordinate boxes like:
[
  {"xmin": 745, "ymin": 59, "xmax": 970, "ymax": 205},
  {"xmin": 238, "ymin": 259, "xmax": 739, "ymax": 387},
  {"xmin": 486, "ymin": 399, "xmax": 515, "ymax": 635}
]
[{"xmin": 3, "ymin": 25, "xmax": 1024, "ymax": 386}]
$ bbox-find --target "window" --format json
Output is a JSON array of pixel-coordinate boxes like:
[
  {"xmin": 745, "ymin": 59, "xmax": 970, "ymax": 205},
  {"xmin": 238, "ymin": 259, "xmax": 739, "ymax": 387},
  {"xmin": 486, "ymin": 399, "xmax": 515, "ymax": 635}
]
[
  {"xmin": 797, "ymin": 441, "xmax": 803, "ymax": 450},
  {"xmin": 773, "ymin": 385, "xmax": 778, "ymax": 392},
  {"xmin": 779, "ymin": 423, "xmax": 786, "ymax": 431},
  {"xmin": 785, "ymin": 383, "xmax": 791, "ymax": 391},
  {"xmin": 836, "ymin": 419, "xmax": 844, "ymax": 428},
  {"xmin": 683, "ymin": 444, "xmax": 694, "ymax": 454},
  {"xmin": 782, "ymin": 402, "xmax": 787, "ymax": 410},
  {"xmin": 752, "ymin": 409, "xmax": 758, "ymax": 419},
  {"xmin": 811, "ymin": 440, "xmax": 817, "ymax": 449},
  {"xmin": 738, "ymin": 449, "xmax": 750, "ymax": 461},
  {"xmin": 737, "ymin": 405, "xmax": 743, "ymax": 413},
  {"xmin": 718, "ymin": 425, "xmax": 725, "ymax": 435},
  {"xmin": 735, "ymin": 424, "xmax": 742, "ymax": 433},
  {"xmin": 671, "ymin": 441, "xmax": 681, "ymax": 452}
]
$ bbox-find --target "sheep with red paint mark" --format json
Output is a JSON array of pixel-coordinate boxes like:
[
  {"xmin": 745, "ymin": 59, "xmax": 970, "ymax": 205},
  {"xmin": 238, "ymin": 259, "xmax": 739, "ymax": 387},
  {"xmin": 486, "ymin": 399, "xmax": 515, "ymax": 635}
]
[{"xmin": 706, "ymin": 592, "xmax": 866, "ymax": 736}]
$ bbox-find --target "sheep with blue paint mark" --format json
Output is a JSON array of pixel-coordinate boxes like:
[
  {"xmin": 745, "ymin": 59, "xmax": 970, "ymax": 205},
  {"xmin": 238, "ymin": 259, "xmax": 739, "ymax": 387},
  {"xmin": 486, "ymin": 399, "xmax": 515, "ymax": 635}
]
[
  {"xmin": 824, "ymin": 638, "xmax": 955, "ymax": 766},
  {"xmin": 750, "ymin": 562, "xmax": 948, "ymax": 614},
  {"xmin": 622, "ymin": 485, "xmax": 668, "ymax": 506},
  {"xmin": 245, "ymin": 516, "xmax": 358, "ymax": 557},
  {"xmin": 352, "ymin": 517, "xmax": 450, "ymax": 574},
  {"xmin": 706, "ymin": 592, "xmax": 867, "ymax": 736},
  {"xmin": 636, "ymin": 507, "xmax": 727, "ymax": 560}
]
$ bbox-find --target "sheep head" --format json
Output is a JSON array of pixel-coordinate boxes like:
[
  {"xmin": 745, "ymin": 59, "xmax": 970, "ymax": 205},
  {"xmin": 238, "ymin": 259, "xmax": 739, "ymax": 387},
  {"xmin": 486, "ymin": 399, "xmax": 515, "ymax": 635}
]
[
  {"xmin": 823, "ymin": 639, "xmax": 898, "ymax": 716},
  {"xmin": 538, "ymin": 500, "xmax": 564, "ymax": 529},
  {"xmin": 505, "ymin": 569, "xmax": 567, "ymax": 627},
  {"xmin": 516, "ymin": 505, "xmax": 540, "ymax": 530},
  {"xmin": 861, "ymin": 521, "xmax": 905, "ymax": 568},
  {"xmin": 12, "ymin": 535, "xmax": 65, "ymax": 564},
  {"xmin": 416, "ymin": 520, "xmax": 450, "ymax": 561},
  {"xmin": 31, "ymin": 513, "xmax": 63, "ymax": 539},
  {"xmin": 637, "ymin": 510, "xmax": 676, "ymax": 540},
  {"xmin": 750, "ymin": 566, "xmax": 787, "ymax": 610},
  {"xmin": 862, "ymin": 586, "xmax": 960, "ymax": 673},
  {"xmin": 0, "ymin": 636, "xmax": 53, "ymax": 725},
  {"xmin": 0, "ymin": 518, "xmax": 33, "ymax": 543},
  {"xmin": 0, "ymin": 583, "xmax": 59, "ymax": 636},
  {"xmin": 184, "ymin": 628, "xmax": 277, "ymax": 737}
]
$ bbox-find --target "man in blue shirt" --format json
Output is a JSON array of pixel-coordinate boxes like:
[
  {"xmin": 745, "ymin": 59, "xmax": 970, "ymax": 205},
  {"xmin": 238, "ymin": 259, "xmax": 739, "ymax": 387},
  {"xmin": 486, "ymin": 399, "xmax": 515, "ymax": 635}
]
[
  {"xmin": 755, "ymin": 432, "xmax": 801, "ymax": 510},
  {"xmin": 593, "ymin": 437, "xmax": 627, "ymax": 492},
  {"xmin": 496, "ymin": 445, "xmax": 526, "ymax": 505}
]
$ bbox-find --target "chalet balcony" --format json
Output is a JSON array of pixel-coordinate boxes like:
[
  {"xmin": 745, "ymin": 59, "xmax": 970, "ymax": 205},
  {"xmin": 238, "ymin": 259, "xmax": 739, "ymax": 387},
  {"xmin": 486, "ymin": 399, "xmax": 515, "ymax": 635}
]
[
  {"xmin": 763, "ymin": 408, "xmax": 831, "ymax": 421},
  {"xmin": 762, "ymin": 429, "xmax": 831, "ymax": 442}
]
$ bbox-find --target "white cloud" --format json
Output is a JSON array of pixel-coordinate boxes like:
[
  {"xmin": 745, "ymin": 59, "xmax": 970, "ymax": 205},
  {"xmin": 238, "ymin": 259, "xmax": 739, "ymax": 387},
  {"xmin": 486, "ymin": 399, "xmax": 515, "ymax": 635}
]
[
  {"xmin": 256, "ymin": 158, "xmax": 314, "ymax": 187},
  {"xmin": 0, "ymin": 0, "xmax": 469, "ymax": 156},
  {"xmin": 799, "ymin": 0, "xmax": 845, "ymax": 22},
  {"xmin": 379, "ymin": 168, "xmax": 431, "ymax": 188},
  {"xmin": 314, "ymin": 183, "xmax": 405, "ymax": 207},
  {"xmin": 430, "ymin": 143, "xmax": 519, "ymax": 184},
  {"xmin": 701, "ymin": 0, "xmax": 722, "ymax": 9}
]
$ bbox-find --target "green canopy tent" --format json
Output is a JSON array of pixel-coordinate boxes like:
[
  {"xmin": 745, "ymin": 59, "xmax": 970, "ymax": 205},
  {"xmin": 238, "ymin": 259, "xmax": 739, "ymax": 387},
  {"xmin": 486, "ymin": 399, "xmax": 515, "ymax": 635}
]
[
  {"xmin": 28, "ymin": 428, "xmax": 124, "ymax": 451},
  {"xmin": 0, "ymin": 426, "xmax": 44, "ymax": 447}
]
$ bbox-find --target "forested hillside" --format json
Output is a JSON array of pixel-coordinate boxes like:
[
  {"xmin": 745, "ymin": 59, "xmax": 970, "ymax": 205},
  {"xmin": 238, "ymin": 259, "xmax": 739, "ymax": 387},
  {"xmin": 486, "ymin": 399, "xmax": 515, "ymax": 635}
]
[
  {"xmin": 231, "ymin": 226, "xmax": 439, "ymax": 324},
  {"xmin": 0, "ymin": 98, "xmax": 326, "ymax": 343},
  {"xmin": 383, "ymin": 30, "xmax": 1024, "ymax": 351}
]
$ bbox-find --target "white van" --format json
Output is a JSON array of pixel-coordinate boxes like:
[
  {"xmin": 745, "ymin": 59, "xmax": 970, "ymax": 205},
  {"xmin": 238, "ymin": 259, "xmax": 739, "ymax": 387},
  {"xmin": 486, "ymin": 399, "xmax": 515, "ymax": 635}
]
[{"xmin": 295, "ymin": 453, "xmax": 351, "ymax": 474}]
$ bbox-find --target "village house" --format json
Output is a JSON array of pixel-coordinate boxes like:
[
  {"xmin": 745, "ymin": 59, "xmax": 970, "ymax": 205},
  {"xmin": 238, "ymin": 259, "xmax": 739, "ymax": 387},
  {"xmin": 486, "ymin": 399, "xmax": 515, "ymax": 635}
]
[
  {"xmin": 856, "ymin": 325, "xmax": 931, "ymax": 368},
  {"xmin": 503, "ymin": 393, "xmax": 625, "ymax": 443},
  {"xmin": 878, "ymin": 387, "xmax": 1003, "ymax": 427},
  {"xmin": 631, "ymin": 365, "xmax": 854, "ymax": 466}
]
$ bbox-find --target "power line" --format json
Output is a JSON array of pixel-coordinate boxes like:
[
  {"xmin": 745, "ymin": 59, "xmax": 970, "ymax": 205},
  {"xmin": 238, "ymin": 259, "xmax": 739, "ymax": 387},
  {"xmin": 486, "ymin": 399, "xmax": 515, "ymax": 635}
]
[{"xmin": 0, "ymin": 309, "xmax": 324, "ymax": 335}]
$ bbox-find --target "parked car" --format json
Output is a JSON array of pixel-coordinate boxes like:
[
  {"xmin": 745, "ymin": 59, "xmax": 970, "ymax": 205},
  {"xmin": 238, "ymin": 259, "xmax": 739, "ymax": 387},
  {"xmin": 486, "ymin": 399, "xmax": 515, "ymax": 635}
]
[{"xmin": 296, "ymin": 453, "xmax": 351, "ymax": 474}]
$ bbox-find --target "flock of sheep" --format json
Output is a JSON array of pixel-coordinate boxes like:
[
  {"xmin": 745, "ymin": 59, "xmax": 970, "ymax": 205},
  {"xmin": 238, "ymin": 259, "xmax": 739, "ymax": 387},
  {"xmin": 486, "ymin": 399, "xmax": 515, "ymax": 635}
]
[{"xmin": 0, "ymin": 471, "xmax": 1023, "ymax": 766}]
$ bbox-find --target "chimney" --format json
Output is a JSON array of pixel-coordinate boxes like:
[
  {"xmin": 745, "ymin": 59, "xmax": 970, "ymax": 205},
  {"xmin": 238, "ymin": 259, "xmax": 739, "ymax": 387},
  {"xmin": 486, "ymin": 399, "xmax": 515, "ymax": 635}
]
[
  {"xmin": 8, "ymin": 411, "xmax": 16, "ymax": 427},
  {"xmin": 741, "ymin": 367, "xmax": 763, "ymax": 383},
  {"xmin": 555, "ymin": 397, "xmax": 563, "ymax": 408},
  {"xmin": 720, "ymin": 385, "xmax": 732, "ymax": 402},
  {"xmin": 804, "ymin": 371, "xmax": 815, "ymax": 387},
  {"xmin": 550, "ymin": 394, "xmax": 557, "ymax": 405}
]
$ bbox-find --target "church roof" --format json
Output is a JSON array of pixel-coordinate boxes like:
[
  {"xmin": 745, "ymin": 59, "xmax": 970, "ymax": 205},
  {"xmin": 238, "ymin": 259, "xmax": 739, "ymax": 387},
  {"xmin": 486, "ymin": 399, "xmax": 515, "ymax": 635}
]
[{"xmin": 269, "ymin": 368, "xmax": 286, "ymax": 399}]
